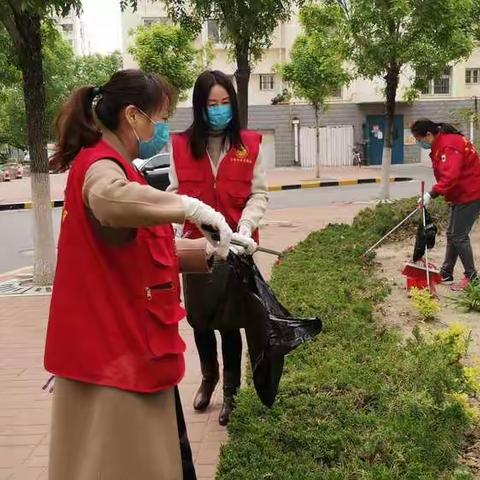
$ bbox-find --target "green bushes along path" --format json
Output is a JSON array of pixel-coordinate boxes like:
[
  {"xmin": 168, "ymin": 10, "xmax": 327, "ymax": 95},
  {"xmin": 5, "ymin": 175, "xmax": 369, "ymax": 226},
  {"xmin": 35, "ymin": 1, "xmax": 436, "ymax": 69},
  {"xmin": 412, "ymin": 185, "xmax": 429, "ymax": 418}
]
[{"xmin": 217, "ymin": 198, "xmax": 478, "ymax": 480}]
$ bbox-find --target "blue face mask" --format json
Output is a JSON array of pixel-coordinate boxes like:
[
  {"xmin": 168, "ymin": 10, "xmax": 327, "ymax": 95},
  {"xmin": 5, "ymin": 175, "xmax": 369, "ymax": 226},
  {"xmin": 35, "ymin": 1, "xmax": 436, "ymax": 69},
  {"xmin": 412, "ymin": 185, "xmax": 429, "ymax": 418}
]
[
  {"xmin": 417, "ymin": 140, "xmax": 431, "ymax": 150},
  {"xmin": 207, "ymin": 104, "xmax": 233, "ymax": 131},
  {"xmin": 134, "ymin": 110, "xmax": 170, "ymax": 159}
]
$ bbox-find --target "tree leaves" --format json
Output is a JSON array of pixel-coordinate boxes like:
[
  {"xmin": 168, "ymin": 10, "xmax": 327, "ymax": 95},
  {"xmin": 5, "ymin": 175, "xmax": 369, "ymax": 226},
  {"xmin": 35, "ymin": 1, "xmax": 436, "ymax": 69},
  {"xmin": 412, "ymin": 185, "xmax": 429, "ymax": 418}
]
[
  {"xmin": 163, "ymin": 0, "xmax": 300, "ymax": 64},
  {"xmin": 341, "ymin": 0, "xmax": 478, "ymax": 93},
  {"xmin": 128, "ymin": 22, "xmax": 201, "ymax": 100},
  {"xmin": 280, "ymin": 3, "xmax": 350, "ymax": 108},
  {"xmin": 0, "ymin": 23, "xmax": 121, "ymax": 147}
]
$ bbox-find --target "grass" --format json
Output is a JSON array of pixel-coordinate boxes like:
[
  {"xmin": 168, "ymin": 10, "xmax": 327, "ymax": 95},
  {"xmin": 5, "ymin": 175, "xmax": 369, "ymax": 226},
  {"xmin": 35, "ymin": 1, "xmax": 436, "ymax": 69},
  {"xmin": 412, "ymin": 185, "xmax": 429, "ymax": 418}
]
[
  {"xmin": 217, "ymin": 198, "xmax": 478, "ymax": 480},
  {"xmin": 452, "ymin": 281, "xmax": 480, "ymax": 313}
]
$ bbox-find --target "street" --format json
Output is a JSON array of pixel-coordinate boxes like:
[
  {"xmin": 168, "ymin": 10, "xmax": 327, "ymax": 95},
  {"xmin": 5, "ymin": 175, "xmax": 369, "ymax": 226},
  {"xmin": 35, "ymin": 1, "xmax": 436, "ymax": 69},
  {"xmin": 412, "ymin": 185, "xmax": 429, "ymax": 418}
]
[{"xmin": 0, "ymin": 168, "xmax": 433, "ymax": 275}]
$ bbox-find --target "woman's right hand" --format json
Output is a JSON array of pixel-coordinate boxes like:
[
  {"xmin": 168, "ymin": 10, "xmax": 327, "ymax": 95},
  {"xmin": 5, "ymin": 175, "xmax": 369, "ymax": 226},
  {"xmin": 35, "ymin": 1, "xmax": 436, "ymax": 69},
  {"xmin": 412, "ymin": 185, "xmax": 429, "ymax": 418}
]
[{"xmin": 181, "ymin": 196, "xmax": 232, "ymax": 259}]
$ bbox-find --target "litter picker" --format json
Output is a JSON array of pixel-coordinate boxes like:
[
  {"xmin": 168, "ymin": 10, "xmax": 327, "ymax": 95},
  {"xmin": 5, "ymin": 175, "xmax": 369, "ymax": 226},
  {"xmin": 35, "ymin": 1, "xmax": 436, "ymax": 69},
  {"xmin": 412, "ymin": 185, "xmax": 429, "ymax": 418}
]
[
  {"xmin": 420, "ymin": 181, "xmax": 432, "ymax": 292},
  {"xmin": 201, "ymin": 224, "xmax": 282, "ymax": 257},
  {"xmin": 364, "ymin": 206, "xmax": 420, "ymax": 256}
]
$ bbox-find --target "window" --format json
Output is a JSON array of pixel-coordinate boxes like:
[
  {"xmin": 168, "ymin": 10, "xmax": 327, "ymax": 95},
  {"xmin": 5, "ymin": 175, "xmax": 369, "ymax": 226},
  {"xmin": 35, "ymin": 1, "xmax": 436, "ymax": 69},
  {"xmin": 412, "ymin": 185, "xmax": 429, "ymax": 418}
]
[
  {"xmin": 466, "ymin": 68, "xmax": 480, "ymax": 84},
  {"xmin": 143, "ymin": 17, "xmax": 169, "ymax": 26},
  {"xmin": 421, "ymin": 67, "xmax": 452, "ymax": 95},
  {"xmin": 207, "ymin": 19, "xmax": 220, "ymax": 43},
  {"xmin": 260, "ymin": 74, "xmax": 275, "ymax": 91},
  {"xmin": 61, "ymin": 23, "xmax": 73, "ymax": 33},
  {"xmin": 330, "ymin": 87, "xmax": 342, "ymax": 98}
]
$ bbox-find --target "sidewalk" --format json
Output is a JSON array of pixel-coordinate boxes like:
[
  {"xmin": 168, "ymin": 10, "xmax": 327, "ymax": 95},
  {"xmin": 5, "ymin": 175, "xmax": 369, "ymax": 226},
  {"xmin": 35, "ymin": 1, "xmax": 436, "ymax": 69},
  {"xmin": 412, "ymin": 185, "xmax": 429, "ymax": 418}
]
[
  {"xmin": 0, "ymin": 203, "xmax": 365, "ymax": 480},
  {"xmin": 0, "ymin": 164, "xmax": 430, "ymax": 205}
]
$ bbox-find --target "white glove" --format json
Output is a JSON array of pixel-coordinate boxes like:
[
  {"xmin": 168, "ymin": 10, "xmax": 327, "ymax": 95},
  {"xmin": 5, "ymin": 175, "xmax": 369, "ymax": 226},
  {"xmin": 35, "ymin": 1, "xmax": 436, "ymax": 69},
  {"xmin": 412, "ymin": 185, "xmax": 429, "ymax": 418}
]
[
  {"xmin": 418, "ymin": 192, "xmax": 432, "ymax": 207},
  {"xmin": 181, "ymin": 196, "xmax": 232, "ymax": 259},
  {"xmin": 206, "ymin": 242, "xmax": 217, "ymax": 259},
  {"xmin": 172, "ymin": 223, "xmax": 184, "ymax": 238},
  {"xmin": 230, "ymin": 232, "xmax": 257, "ymax": 256},
  {"xmin": 238, "ymin": 223, "xmax": 252, "ymax": 238}
]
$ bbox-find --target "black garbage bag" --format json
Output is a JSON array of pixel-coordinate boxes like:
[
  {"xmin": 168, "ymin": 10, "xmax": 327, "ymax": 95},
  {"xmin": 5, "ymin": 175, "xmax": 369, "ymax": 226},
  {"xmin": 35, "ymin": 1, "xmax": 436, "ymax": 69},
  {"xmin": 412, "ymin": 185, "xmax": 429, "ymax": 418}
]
[
  {"xmin": 183, "ymin": 253, "xmax": 322, "ymax": 406},
  {"xmin": 413, "ymin": 209, "xmax": 437, "ymax": 262},
  {"xmin": 228, "ymin": 254, "xmax": 322, "ymax": 407},
  {"xmin": 183, "ymin": 260, "xmax": 248, "ymax": 331}
]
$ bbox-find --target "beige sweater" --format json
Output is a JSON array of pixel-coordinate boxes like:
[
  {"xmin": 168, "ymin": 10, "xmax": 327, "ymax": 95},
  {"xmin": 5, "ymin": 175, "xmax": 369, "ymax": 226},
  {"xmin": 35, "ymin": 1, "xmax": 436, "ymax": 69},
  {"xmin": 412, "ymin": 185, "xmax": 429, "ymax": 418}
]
[{"xmin": 82, "ymin": 160, "xmax": 185, "ymax": 228}]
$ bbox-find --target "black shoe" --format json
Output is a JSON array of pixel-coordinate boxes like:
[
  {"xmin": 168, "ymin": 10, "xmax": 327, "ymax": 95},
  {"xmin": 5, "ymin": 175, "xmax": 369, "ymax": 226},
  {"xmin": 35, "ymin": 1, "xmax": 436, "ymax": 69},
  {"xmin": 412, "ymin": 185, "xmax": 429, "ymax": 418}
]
[
  {"xmin": 441, "ymin": 274, "xmax": 454, "ymax": 285},
  {"xmin": 193, "ymin": 360, "xmax": 219, "ymax": 411}
]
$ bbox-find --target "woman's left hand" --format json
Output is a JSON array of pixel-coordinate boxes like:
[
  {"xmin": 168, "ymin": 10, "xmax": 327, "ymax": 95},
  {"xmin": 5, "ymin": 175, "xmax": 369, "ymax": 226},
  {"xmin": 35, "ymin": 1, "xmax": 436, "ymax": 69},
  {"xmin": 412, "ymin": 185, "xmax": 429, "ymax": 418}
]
[{"xmin": 230, "ymin": 232, "xmax": 257, "ymax": 256}]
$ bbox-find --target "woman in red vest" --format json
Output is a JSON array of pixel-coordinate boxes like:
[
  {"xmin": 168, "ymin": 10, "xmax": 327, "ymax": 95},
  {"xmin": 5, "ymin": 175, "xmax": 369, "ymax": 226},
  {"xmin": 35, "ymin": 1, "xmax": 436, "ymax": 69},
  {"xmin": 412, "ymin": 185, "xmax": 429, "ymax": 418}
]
[
  {"xmin": 411, "ymin": 119, "xmax": 480, "ymax": 290},
  {"xmin": 43, "ymin": 70, "xmax": 250, "ymax": 480},
  {"xmin": 169, "ymin": 70, "xmax": 269, "ymax": 425}
]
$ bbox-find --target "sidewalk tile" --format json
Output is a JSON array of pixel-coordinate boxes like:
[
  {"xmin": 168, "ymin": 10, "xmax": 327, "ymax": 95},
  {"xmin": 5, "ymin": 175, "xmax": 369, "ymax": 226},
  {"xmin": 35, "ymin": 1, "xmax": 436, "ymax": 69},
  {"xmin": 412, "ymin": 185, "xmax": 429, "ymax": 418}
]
[
  {"xmin": 0, "ymin": 446, "xmax": 34, "ymax": 467},
  {"xmin": 0, "ymin": 469, "xmax": 12, "ymax": 480},
  {"xmin": 10, "ymin": 466, "xmax": 45, "ymax": 480}
]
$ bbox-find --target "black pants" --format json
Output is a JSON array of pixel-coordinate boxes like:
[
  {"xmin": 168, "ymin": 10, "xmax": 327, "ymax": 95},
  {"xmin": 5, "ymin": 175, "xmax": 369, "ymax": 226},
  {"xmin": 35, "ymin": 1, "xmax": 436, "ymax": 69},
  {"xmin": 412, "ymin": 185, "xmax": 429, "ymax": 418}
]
[
  {"xmin": 194, "ymin": 327, "xmax": 242, "ymax": 381},
  {"xmin": 441, "ymin": 200, "xmax": 480, "ymax": 280},
  {"xmin": 175, "ymin": 387, "xmax": 197, "ymax": 480}
]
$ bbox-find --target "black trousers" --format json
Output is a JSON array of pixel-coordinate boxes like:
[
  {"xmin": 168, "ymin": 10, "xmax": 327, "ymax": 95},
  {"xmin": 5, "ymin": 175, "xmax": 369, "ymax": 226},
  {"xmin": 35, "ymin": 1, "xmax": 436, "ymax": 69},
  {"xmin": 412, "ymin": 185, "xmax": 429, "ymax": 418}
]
[
  {"xmin": 441, "ymin": 200, "xmax": 480, "ymax": 279},
  {"xmin": 175, "ymin": 387, "xmax": 197, "ymax": 480},
  {"xmin": 193, "ymin": 327, "xmax": 242, "ymax": 381}
]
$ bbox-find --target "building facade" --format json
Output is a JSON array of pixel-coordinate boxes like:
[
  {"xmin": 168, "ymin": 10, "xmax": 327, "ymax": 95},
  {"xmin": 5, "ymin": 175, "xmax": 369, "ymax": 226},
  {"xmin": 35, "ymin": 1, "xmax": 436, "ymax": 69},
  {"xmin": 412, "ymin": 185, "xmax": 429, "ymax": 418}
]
[
  {"xmin": 53, "ymin": 10, "xmax": 90, "ymax": 56},
  {"xmin": 121, "ymin": 1, "xmax": 480, "ymax": 167}
]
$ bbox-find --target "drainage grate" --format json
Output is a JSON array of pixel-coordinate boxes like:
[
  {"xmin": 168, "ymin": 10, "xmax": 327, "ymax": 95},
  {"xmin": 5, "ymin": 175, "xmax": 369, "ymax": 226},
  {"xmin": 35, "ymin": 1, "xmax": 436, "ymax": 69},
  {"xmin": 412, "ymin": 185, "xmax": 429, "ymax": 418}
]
[{"xmin": 0, "ymin": 278, "xmax": 52, "ymax": 297}]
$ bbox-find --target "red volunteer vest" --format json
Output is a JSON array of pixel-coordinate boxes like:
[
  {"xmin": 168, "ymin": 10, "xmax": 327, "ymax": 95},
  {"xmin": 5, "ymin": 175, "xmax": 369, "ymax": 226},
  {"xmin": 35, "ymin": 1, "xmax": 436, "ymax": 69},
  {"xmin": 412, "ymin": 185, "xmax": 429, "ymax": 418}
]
[
  {"xmin": 172, "ymin": 130, "xmax": 262, "ymax": 241},
  {"xmin": 430, "ymin": 133, "xmax": 480, "ymax": 204},
  {"xmin": 44, "ymin": 139, "xmax": 186, "ymax": 393}
]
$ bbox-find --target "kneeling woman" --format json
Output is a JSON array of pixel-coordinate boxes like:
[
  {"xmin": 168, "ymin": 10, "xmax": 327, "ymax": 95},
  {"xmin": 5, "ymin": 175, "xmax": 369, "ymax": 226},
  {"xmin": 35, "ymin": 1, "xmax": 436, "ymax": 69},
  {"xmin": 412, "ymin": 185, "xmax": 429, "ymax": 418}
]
[
  {"xmin": 169, "ymin": 70, "xmax": 269, "ymax": 425},
  {"xmin": 44, "ymin": 70, "xmax": 240, "ymax": 480}
]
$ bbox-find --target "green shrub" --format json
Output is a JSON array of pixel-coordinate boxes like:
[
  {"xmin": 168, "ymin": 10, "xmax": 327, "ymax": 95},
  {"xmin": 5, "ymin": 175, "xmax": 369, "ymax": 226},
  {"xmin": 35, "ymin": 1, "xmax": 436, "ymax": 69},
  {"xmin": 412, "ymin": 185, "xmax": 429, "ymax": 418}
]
[
  {"xmin": 452, "ymin": 281, "xmax": 480, "ymax": 312},
  {"xmin": 353, "ymin": 197, "xmax": 449, "ymax": 241},
  {"xmin": 410, "ymin": 287, "xmax": 441, "ymax": 321},
  {"xmin": 217, "ymin": 198, "xmax": 476, "ymax": 480}
]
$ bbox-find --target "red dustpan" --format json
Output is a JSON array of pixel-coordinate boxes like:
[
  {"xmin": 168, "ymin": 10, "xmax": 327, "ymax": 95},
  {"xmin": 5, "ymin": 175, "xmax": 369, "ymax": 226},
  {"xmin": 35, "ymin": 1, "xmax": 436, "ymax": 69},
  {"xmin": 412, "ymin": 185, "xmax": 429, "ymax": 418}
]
[{"xmin": 402, "ymin": 260, "xmax": 442, "ymax": 293}]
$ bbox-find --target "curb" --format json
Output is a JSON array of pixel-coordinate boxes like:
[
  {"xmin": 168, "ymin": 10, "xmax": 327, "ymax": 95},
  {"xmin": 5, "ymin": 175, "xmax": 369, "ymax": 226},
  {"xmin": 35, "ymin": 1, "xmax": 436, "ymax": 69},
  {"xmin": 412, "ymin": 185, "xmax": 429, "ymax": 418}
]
[
  {"xmin": 0, "ymin": 177, "xmax": 413, "ymax": 210},
  {"xmin": 0, "ymin": 200, "xmax": 64, "ymax": 212},
  {"xmin": 267, "ymin": 176, "xmax": 413, "ymax": 192}
]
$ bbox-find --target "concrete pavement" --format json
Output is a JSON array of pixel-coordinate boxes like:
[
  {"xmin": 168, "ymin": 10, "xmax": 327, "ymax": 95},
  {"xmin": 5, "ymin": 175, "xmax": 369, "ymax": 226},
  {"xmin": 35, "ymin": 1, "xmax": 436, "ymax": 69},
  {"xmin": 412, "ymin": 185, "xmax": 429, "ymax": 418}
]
[{"xmin": 0, "ymin": 202, "xmax": 364, "ymax": 480}]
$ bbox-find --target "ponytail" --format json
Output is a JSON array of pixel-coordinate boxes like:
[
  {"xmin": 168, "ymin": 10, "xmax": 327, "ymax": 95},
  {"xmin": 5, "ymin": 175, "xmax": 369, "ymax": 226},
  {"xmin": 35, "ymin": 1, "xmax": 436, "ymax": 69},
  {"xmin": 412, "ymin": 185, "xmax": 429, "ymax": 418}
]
[
  {"xmin": 49, "ymin": 69, "xmax": 174, "ymax": 173},
  {"xmin": 49, "ymin": 86, "xmax": 101, "ymax": 173},
  {"xmin": 411, "ymin": 118, "xmax": 463, "ymax": 138},
  {"xmin": 436, "ymin": 122, "xmax": 462, "ymax": 135}
]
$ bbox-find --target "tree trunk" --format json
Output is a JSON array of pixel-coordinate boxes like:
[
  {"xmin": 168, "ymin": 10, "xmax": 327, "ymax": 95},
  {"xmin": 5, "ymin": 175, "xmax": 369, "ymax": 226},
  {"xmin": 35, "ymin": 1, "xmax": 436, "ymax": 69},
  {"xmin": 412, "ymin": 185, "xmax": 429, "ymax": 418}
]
[
  {"xmin": 12, "ymin": 13, "xmax": 56, "ymax": 284},
  {"xmin": 234, "ymin": 44, "xmax": 250, "ymax": 129},
  {"xmin": 314, "ymin": 104, "xmax": 320, "ymax": 179},
  {"xmin": 379, "ymin": 64, "xmax": 400, "ymax": 200}
]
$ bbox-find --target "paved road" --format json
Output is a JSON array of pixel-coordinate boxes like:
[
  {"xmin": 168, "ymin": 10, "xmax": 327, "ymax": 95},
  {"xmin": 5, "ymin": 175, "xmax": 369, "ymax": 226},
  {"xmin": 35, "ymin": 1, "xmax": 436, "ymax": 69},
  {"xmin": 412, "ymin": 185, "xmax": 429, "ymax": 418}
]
[{"xmin": 0, "ymin": 170, "xmax": 434, "ymax": 275}]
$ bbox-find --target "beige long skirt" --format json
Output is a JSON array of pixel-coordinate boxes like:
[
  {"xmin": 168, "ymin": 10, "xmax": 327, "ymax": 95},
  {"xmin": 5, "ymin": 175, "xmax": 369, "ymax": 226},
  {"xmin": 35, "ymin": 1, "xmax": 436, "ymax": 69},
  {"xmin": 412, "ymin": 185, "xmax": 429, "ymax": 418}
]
[{"xmin": 49, "ymin": 377, "xmax": 183, "ymax": 480}]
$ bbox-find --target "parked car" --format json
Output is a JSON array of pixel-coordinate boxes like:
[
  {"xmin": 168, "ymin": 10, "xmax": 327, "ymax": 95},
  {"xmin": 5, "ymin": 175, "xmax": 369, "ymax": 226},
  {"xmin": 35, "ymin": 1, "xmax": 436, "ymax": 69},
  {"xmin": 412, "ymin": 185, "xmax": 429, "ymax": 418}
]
[{"xmin": 133, "ymin": 151, "xmax": 170, "ymax": 191}]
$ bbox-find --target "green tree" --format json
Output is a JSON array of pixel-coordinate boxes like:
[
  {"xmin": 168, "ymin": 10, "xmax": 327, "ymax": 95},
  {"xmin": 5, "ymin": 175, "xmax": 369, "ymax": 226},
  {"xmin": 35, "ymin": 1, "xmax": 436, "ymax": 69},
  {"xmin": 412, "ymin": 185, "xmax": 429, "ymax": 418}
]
[
  {"xmin": 0, "ymin": 24, "xmax": 121, "ymax": 149},
  {"xmin": 161, "ymin": 0, "xmax": 301, "ymax": 127},
  {"xmin": 72, "ymin": 51, "xmax": 123, "ymax": 87},
  {"xmin": 280, "ymin": 3, "xmax": 349, "ymax": 178},
  {"xmin": 0, "ymin": 0, "xmax": 134, "ymax": 285},
  {"xmin": 129, "ymin": 22, "xmax": 200, "ymax": 100},
  {"xmin": 331, "ymin": 0, "xmax": 478, "ymax": 199}
]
